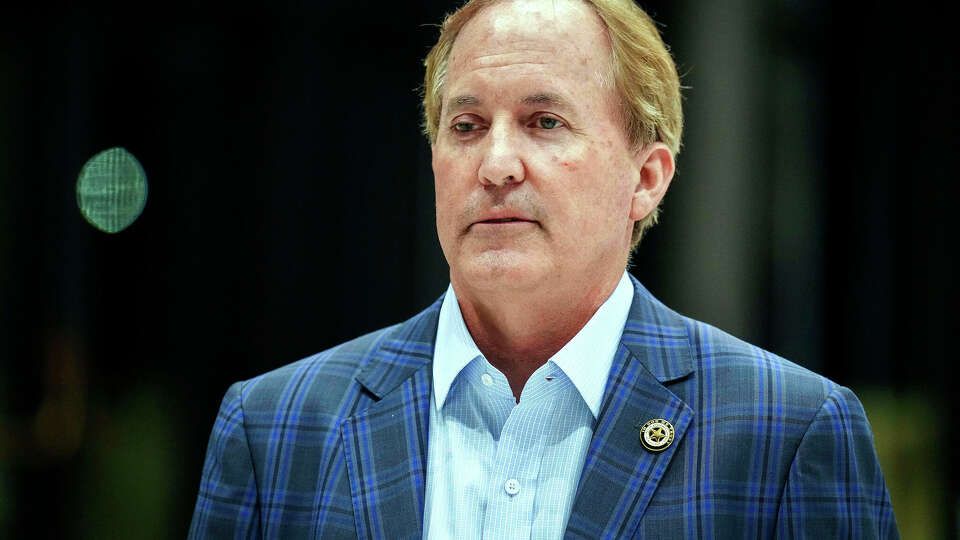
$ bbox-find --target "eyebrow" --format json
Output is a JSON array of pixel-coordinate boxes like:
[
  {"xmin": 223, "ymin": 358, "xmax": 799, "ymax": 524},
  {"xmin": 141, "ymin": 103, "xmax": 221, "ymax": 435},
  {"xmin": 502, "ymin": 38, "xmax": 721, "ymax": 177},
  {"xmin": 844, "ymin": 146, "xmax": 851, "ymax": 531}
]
[
  {"xmin": 447, "ymin": 95, "xmax": 481, "ymax": 114},
  {"xmin": 521, "ymin": 92, "xmax": 568, "ymax": 109},
  {"xmin": 445, "ymin": 92, "xmax": 570, "ymax": 114}
]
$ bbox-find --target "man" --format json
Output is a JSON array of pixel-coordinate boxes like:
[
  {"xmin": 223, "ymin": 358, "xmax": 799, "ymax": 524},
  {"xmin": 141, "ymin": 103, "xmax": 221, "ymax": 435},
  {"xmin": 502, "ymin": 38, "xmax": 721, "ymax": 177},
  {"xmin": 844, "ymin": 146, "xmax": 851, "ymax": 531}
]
[{"xmin": 190, "ymin": 0, "xmax": 898, "ymax": 538}]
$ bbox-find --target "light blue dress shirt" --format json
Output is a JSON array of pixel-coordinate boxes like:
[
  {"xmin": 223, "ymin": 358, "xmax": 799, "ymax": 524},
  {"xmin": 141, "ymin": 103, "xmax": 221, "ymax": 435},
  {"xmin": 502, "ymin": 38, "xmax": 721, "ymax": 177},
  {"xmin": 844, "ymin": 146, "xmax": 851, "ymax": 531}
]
[{"xmin": 423, "ymin": 272, "xmax": 635, "ymax": 539}]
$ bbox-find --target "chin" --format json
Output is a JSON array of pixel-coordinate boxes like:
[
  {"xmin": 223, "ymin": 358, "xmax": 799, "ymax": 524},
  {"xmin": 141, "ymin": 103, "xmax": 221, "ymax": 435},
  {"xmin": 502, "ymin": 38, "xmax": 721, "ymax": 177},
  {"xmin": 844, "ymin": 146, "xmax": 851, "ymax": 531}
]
[{"xmin": 457, "ymin": 250, "xmax": 552, "ymax": 292}]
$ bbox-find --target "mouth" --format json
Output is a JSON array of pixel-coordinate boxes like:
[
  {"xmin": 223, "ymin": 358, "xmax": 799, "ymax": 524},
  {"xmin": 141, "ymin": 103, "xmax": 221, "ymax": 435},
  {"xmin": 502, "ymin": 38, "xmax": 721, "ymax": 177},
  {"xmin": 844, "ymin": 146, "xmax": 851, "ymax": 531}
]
[
  {"xmin": 468, "ymin": 216, "xmax": 538, "ymax": 233},
  {"xmin": 479, "ymin": 218, "xmax": 530, "ymax": 224}
]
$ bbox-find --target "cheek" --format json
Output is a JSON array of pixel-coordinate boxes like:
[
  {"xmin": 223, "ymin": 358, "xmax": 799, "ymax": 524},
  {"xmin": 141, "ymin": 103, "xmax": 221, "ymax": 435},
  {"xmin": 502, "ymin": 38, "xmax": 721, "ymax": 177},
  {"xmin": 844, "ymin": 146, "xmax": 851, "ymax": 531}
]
[
  {"xmin": 432, "ymin": 151, "xmax": 472, "ymax": 236},
  {"xmin": 550, "ymin": 154, "xmax": 578, "ymax": 171},
  {"xmin": 432, "ymin": 151, "xmax": 458, "ymax": 202},
  {"xmin": 565, "ymin": 157, "xmax": 635, "ymax": 228}
]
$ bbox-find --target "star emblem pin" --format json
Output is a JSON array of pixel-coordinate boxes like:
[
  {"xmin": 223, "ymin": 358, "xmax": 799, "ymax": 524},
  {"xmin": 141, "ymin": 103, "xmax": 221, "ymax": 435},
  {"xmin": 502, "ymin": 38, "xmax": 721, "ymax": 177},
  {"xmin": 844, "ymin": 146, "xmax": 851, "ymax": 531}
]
[{"xmin": 636, "ymin": 418, "xmax": 675, "ymax": 452}]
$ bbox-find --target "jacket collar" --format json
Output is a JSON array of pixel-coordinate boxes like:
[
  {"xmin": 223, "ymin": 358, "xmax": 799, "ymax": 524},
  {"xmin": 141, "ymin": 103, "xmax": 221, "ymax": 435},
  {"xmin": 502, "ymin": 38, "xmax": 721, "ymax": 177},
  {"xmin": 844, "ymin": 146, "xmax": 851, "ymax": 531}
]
[
  {"xmin": 620, "ymin": 276, "xmax": 695, "ymax": 384},
  {"xmin": 353, "ymin": 296, "xmax": 442, "ymax": 400},
  {"xmin": 354, "ymin": 275, "xmax": 694, "ymax": 397}
]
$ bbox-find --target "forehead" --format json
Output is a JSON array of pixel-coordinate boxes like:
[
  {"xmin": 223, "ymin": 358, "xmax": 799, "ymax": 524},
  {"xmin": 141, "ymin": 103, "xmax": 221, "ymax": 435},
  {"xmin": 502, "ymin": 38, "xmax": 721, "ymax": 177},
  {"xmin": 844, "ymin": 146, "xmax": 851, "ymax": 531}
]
[{"xmin": 447, "ymin": 0, "xmax": 613, "ymax": 88}]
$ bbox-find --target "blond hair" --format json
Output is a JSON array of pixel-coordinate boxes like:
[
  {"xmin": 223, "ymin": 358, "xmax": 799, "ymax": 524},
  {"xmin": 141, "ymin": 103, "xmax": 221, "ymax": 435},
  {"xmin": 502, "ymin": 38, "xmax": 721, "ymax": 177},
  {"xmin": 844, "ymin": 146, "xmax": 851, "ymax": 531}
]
[{"xmin": 422, "ymin": 0, "xmax": 683, "ymax": 248}]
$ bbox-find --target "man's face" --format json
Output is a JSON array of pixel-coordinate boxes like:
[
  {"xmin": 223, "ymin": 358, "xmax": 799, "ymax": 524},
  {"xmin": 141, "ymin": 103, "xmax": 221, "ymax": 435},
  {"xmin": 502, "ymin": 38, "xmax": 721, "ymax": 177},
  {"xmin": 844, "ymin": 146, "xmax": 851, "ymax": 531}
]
[{"xmin": 433, "ymin": 0, "xmax": 644, "ymax": 297}]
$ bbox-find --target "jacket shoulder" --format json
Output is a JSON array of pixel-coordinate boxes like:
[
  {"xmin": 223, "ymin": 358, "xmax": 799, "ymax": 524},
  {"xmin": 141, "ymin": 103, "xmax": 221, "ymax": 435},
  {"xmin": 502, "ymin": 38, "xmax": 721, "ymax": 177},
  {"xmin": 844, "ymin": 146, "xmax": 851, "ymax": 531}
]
[
  {"xmin": 629, "ymin": 276, "xmax": 837, "ymax": 408},
  {"xmin": 684, "ymin": 316, "xmax": 838, "ymax": 409},
  {"xmin": 191, "ymin": 313, "xmax": 437, "ymax": 540}
]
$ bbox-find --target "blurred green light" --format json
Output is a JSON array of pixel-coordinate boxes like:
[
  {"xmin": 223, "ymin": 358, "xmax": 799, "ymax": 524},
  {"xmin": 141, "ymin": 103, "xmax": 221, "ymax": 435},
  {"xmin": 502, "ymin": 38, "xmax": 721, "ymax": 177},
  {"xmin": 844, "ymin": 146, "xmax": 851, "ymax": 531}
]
[{"xmin": 76, "ymin": 147, "xmax": 148, "ymax": 233}]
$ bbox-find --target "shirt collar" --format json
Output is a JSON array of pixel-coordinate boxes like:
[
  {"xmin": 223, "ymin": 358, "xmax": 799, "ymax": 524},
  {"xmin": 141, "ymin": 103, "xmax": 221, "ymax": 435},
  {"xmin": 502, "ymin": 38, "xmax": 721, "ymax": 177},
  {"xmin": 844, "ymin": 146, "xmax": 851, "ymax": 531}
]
[
  {"xmin": 433, "ymin": 284, "xmax": 484, "ymax": 411},
  {"xmin": 433, "ymin": 272, "xmax": 634, "ymax": 418}
]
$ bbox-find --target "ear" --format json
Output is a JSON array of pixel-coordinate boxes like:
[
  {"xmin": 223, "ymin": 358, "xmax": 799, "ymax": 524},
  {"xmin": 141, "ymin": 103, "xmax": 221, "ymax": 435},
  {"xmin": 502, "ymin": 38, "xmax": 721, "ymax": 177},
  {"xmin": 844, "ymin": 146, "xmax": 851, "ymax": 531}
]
[{"xmin": 629, "ymin": 142, "xmax": 675, "ymax": 221}]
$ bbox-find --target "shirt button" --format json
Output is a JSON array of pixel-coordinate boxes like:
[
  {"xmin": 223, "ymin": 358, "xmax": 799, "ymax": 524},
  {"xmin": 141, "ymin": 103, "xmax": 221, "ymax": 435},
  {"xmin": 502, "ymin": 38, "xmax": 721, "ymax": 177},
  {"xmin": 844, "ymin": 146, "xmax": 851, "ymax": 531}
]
[
  {"xmin": 481, "ymin": 373, "xmax": 493, "ymax": 386},
  {"xmin": 504, "ymin": 478, "xmax": 521, "ymax": 496}
]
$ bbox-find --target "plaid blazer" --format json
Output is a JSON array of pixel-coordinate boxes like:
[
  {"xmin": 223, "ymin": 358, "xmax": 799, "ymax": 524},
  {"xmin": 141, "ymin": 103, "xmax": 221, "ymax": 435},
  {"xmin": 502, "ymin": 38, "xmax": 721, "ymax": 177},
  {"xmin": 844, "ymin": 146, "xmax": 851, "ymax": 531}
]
[{"xmin": 189, "ymin": 276, "xmax": 898, "ymax": 539}]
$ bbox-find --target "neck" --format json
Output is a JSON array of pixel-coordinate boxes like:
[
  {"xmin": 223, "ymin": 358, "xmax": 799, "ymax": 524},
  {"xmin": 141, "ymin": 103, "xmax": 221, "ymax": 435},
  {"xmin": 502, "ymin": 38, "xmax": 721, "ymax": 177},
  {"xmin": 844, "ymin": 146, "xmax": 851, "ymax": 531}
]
[{"xmin": 452, "ymin": 268, "xmax": 624, "ymax": 401}]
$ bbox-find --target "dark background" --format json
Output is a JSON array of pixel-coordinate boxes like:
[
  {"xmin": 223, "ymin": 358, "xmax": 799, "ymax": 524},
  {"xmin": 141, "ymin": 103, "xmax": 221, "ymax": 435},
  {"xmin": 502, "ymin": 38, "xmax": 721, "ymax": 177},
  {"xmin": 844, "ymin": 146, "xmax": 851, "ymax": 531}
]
[{"xmin": 0, "ymin": 1, "xmax": 953, "ymax": 537}]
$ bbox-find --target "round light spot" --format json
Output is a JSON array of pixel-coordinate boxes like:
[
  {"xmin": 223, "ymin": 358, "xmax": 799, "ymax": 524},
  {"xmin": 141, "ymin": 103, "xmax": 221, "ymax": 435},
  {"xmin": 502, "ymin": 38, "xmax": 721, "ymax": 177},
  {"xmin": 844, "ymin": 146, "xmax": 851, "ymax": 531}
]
[{"xmin": 76, "ymin": 147, "xmax": 148, "ymax": 233}]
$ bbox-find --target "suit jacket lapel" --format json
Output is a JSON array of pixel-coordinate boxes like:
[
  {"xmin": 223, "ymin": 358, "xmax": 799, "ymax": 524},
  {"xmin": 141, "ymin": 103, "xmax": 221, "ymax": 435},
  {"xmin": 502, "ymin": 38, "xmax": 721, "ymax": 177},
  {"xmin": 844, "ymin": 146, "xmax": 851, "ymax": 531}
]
[
  {"xmin": 340, "ymin": 302, "xmax": 440, "ymax": 540},
  {"xmin": 566, "ymin": 277, "xmax": 696, "ymax": 539}
]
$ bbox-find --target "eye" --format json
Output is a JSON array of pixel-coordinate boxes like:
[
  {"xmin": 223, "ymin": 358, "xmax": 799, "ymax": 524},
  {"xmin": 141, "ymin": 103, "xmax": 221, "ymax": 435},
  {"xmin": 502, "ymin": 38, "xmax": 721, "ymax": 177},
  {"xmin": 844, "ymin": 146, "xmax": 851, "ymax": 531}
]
[
  {"xmin": 536, "ymin": 116, "xmax": 564, "ymax": 130},
  {"xmin": 453, "ymin": 122, "xmax": 476, "ymax": 132}
]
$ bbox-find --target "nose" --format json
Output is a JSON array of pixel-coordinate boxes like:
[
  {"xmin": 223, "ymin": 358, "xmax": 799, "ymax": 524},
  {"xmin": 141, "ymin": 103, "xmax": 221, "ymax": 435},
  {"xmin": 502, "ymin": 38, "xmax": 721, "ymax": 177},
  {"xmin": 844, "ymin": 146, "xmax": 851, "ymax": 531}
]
[{"xmin": 478, "ymin": 124, "xmax": 525, "ymax": 187}]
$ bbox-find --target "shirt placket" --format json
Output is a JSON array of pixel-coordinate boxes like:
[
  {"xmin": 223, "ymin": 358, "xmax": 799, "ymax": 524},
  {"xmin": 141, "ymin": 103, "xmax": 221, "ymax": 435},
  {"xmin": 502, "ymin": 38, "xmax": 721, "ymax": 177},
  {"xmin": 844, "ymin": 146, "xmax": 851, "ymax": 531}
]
[{"xmin": 480, "ymin": 366, "xmax": 558, "ymax": 540}]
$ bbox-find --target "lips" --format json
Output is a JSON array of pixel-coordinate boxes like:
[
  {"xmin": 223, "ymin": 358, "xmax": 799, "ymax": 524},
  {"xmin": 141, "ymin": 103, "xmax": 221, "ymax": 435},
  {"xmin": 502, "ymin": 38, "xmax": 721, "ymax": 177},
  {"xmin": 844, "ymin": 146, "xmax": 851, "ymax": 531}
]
[
  {"xmin": 480, "ymin": 217, "xmax": 529, "ymax": 224},
  {"xmin": 469, "ymin": 206, "xmax": 540, "ymax": 230},
  {"xmin": 468, "ymin": 216, "xmax": 538, "ymax": 235}
]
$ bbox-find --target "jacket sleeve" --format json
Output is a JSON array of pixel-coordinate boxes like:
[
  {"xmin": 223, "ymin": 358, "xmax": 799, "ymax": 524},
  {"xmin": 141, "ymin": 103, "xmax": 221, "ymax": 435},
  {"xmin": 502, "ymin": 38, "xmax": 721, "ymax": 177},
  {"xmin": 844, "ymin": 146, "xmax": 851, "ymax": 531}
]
[
  {"xmin": 775, "ymin": 385, "xmax": 899, "ymax": 539},
  {"xmin": 189, "ymin": 382, "xmax": 262, "ymax": 539}
]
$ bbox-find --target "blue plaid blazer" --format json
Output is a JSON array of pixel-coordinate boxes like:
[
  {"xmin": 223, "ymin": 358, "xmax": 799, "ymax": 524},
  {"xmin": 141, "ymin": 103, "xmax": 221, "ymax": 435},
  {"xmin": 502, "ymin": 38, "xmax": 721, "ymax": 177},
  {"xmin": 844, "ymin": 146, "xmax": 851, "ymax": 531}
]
[{"xmin": 189, "ymin": 276, "xmax": 898, "ymax": 539}]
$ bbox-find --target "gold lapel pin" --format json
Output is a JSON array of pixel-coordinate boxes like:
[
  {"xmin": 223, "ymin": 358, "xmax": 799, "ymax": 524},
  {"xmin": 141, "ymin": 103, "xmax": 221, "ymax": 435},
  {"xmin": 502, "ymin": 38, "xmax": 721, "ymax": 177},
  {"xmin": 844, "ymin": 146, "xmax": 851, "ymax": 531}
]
[{"xmin": 636, "ymin": 418, "xmax": 675, "ymax": 452}]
